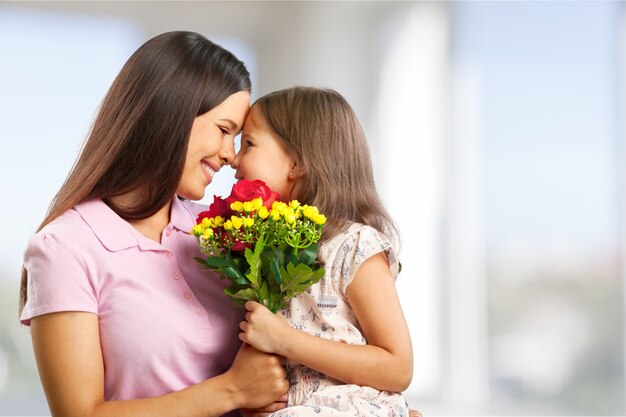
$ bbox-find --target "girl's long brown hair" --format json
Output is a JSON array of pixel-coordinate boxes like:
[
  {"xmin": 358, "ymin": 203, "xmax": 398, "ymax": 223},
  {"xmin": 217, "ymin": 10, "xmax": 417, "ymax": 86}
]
[
  {"xmin": 19, "ymin": 31, "xmax": 251, "ymax": 313},
  {"xmin": 254, "ymin": 87, "xmax": 399, "ymax": 247}
]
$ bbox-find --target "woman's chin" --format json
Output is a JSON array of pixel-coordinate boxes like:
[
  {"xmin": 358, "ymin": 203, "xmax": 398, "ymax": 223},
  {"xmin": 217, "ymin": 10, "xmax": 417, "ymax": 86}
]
[{"xmin": 176, "ymin": 187, "xmax": 205, "ymax": 202}]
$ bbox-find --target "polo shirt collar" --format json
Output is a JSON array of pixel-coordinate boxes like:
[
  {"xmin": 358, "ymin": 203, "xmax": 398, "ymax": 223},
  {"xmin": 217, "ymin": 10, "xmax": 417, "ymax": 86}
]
[
  {"xmin": 170, "ymin": 196, "xmax": 196, "ymax": 234},
  {"xmin": 75, "ymin": 195, "xmax": 196, "ymax": 252}
]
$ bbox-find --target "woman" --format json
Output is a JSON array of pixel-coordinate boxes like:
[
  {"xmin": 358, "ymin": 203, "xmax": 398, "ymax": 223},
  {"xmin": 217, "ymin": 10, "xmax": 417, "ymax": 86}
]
[{"xmin": 19, "ymin": 31, "xmax": 287, "ymax": 417}]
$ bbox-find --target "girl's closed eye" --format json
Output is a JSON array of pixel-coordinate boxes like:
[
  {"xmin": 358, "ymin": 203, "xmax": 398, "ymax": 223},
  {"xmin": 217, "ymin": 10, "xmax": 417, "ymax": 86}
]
[{"xmin": 239, "ymin": 136, "xmax": 254, "ymax": 150}]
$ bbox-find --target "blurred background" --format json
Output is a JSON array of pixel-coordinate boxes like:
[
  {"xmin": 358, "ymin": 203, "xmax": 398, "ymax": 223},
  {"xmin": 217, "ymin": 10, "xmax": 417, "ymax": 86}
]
[{"xmin": 0, "ymin": 1, "xmax": 624, "ymax": 415}]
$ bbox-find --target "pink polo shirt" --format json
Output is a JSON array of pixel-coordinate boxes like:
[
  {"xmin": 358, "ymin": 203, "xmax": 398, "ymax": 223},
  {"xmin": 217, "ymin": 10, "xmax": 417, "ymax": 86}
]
[{"xmin": 21, "ymin": 196, "xmax": 244, "ymax": 407}]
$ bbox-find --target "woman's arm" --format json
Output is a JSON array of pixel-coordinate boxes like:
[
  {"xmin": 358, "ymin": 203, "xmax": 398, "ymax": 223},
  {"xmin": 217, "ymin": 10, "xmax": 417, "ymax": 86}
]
[
  {"xmin": 31, "ymin": 312, "xmax": 288, "ymax": 417},
  {"xmin": 239, "ymin": 252, "xmax": 413, "ymax": 392},
  {"xmin": 239, "ymin": 393, "xmax": 289, "ymax": 417}
]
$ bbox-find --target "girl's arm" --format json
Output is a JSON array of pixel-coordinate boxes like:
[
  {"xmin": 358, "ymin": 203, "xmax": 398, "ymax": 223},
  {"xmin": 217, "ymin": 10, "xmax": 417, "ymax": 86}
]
[
  {"xmin": 239, "ymin": 252, "xmax": 413, "ymax": 392},
  {"xmin": 31, "ymin": 311, "xmax": 288, "ymax": 417}
]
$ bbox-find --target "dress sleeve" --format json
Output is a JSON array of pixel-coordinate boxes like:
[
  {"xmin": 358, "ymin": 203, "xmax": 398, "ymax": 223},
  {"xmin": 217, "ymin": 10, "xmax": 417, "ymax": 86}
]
[
  {"xmin": 20, "ymin": 232, "xmax": 98, "ymax": 325},
  {"xmin": 338, "ymin": 225, "xmax": 400, "ymax": 295}
]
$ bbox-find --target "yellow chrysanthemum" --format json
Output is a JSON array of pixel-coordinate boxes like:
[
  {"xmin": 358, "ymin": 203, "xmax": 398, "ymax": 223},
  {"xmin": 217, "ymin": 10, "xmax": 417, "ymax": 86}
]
[
  {"xmin": 201, "ymin": 217, "xmax": 212, "ymax": 228},
  {"xmin": 230, "ymin": 201, "xmax": 244, "ymax": 212},
  {"xmin": 223, "ymin": 220, "xmax": 233, "ymax": 230},
  {"xmin": 258, "ymin": 206, "xmax": 269, "ymax": 219},
  {"xmin": 243, "ymin": 217, "xmax": 254, "ymax": 228},
  {"xmin": 192, "ymin": 224, "xmax": 203, "ymax": 236},
  {"xmin": 272, "ymin": 201, "xmax": 288, "ymax": 212},
  {"xmin": 270, "ymin": 210, "xmax": 281, "ymax": 221},
  {"xmin": 213, "ymin": 216, "xmax": 224, "ymax": 227},
  {"xmin": 202, "ymin": 228, "xmax": 214, "ymax": 239},
  {"xmin": 242, "ymin": 201, "xmax": 255, "ymax": 212},
  {"xmin": 285, "ymin": 213, "xmax": 296, "ymax": 224},
  {"xmin": 302, "ymin": 205, "xmax": 319, "ymax": 219},
  {"xmin": 252, "ymin": 198, "xmax": 263, "ymax": 211},
  {"xmin": 231, "ymin": 216, "xmax": 243, "ymax": 229},
  {"xmin": 289, "ymin": 200, "xmax": 301, "ymax": 209},
  {"xmin": 313, "ymin": 214, "xmax": 327, "ymax": 225},
  {"xmin": 284, "ymin": 207, "xmax": 296, "ymax": 220}
]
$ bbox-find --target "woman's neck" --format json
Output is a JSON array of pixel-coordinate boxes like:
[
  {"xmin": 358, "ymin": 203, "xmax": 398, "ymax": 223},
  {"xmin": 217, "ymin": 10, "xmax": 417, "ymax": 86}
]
[{"xmin": 109, "ymin": 192, "xmax": 172, "ymax": 244}]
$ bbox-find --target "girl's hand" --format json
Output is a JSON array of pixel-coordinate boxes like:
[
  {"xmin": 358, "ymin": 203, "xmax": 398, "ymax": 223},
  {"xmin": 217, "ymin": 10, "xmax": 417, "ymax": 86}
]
[{"xmin": 239, "ymin": 301, "xmax": 292, "ymax": 354}]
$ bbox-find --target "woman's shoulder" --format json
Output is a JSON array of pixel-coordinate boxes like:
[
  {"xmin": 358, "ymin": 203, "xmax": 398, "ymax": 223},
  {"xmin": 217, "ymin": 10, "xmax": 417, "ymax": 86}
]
[
  {"xmin": 23, "ymin": 209, "xmax": 94, "ymax": 288},
  {"xmin": 35, "ymin": 207, "xmax": 90, "ymax": 240},
  {"xmin": 26, "ymin": 208, "xmax": 94, "ymax": 255}
]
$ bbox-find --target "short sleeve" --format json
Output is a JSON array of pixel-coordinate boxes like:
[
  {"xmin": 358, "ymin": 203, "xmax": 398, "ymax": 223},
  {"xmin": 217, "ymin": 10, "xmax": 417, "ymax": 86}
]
[
  {"xmin": 337, "ymin": 225, "xmax": 400, "ymax": 295},
  {"xmin": 20, "ymin": 232, "xmax": 98, "ymax": 325}
]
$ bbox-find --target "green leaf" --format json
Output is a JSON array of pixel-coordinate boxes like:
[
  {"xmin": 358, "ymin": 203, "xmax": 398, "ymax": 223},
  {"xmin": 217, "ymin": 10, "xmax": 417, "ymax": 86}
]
[
  {"xmin": 281, "ymin": 263, "xmax": 325, "ymax": 299},
  {"xmin": 283, "ymin": 245, "xmax": 297, "ymax": 266},
  {"xmin": 268, "ymin": 256, "xmax": 283, "ymax": 285},
  {"xmin": 202, "ymin": 256, "xmax": 235, "ymax": 268},
  {"xmin": 267, "ymin": 297, "xmax": 285, "ymax": 314},
  {"xmin": 264, "ymin": 245, "xmax": 285, "ymax": 267},
  {"xmin": 258, "ymin": 280, "xmax": 269, "ymax": 306},
  {"xmin": 310, "ymin": 267, "xmax": 325, "ymax": 282},
  {"xmin": 224, "ymin": 286, "xmax": 258, "ymax": 305},
  {"xmin": 194, "ymin": 256, "xmax": 208, "ymax": 267},
  {"xmin": 243, "ymin": 248, "xmax": 257, "ymax": 286},
  {"xmin": 260, "ymin": 246, "xmax": 283, "ymax": 286},
  {"xmin": 244, "ymin": 236, "xmax": 265, "ymax": 287},
  {"xmin": 298, "ymin": 243, "xmax": 319, "ymax": 265},
  {"xmin": 222, "ymin": 266, "xmax": 247, "ymax": 284},
  {"xmin": 230, "ymin": 256, "xmax": 246, "ymax": 275}
]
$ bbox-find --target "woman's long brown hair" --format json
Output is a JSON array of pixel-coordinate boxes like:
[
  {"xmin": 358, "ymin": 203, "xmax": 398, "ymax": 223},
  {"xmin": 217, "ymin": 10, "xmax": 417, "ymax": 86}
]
[
  {"xmin": 254, "ymin": 87, "xmax": 400, "ymax": 247},
  {"xmin": 19, "ymin": 31, "xmax": 251, "ymax": 313}
]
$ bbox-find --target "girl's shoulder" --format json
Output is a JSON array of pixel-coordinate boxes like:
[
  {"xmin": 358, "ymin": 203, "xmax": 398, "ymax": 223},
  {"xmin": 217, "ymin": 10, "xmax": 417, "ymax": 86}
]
[
  {"xmin": 321, "ymin": 223, "xmax": 400, "ymax": 292},
  {"xmin": 325, "ymin": 222, "xmax": 393, "ymax": 250}
]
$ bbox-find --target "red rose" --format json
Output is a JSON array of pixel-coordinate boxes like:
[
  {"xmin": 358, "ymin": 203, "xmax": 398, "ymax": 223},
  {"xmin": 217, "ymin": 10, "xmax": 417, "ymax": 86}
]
[
  {"xmin": 196, "ymin": 196, "xmax": 230, "ymax": 224},
  {"xmin": 226, "ymin": 179, "xmax": 280, "ymax": 209}
]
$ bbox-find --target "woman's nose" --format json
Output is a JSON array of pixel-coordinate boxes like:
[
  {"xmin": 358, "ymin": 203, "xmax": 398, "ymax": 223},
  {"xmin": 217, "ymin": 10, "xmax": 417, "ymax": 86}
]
[{"xmin": 219, "ymin": 138, "xmax": 235, "ymax": 165}]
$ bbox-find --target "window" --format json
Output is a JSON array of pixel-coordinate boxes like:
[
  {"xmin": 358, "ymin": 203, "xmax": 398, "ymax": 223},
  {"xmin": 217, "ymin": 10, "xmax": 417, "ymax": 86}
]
[{"xmin": 378, "ymin": 1, "xmax": 624, "ymax": 414}]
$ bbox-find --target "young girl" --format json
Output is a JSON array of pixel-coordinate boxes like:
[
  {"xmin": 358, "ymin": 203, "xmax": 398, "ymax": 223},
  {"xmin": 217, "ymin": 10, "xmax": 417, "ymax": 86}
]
[{"xmin": 231, "ymin": 87, "xmax": 413, "ymax": 417}]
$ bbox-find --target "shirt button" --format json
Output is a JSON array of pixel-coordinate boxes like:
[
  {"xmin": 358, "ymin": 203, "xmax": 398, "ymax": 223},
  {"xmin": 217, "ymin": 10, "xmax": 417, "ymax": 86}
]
[
  {"xmin": 184, "ymin": 292, "xmax": 193, "ymax": 299},
  {"xmin": 165, "ymin": 251, "xmax": 173, "ymax": 258},
  {"xmin": 172, "ymin": 272, "xmax": 181, "ymax": 280},
  {"xmin": 196, "ymin": 308, "xmax": 205, "ymax": 316},
  {"xmin": 166, "ymin": 229, "xmax": 172, "ymax": 237}
]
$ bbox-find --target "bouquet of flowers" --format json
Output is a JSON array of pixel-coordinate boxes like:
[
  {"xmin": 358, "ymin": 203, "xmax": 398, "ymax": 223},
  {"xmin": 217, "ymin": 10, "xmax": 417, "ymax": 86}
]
[{"xmin": 192, "ymin": 179, "xmax": 327, "ymax": 313}]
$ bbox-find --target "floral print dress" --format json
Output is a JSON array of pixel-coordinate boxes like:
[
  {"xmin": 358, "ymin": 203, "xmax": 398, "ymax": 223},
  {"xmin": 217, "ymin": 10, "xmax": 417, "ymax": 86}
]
[{"xmin": 270, "ymin": 223, "xmax": 409, "ymax": 417}]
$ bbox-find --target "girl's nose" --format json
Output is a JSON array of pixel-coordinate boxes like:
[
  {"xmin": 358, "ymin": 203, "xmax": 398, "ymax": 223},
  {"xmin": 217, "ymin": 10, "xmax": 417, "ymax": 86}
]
[{"xmin": 230, "ymin": 149, "xmax": 241, "ymax": 169}]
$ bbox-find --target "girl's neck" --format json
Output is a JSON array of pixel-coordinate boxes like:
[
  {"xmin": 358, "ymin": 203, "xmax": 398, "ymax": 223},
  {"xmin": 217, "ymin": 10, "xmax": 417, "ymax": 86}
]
[{"xmin": 109, "ymin": 191, "xmax": 172, "ymax": 244}]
